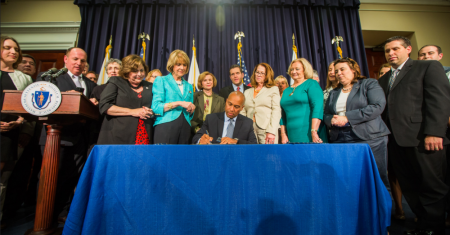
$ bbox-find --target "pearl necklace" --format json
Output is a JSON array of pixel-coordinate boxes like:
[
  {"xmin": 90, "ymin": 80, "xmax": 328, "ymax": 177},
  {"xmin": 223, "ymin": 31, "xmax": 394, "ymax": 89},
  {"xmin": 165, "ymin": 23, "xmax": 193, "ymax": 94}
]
[{"xmin": 342, "ymin": 86, "xmax": 352, "ymax": 92}]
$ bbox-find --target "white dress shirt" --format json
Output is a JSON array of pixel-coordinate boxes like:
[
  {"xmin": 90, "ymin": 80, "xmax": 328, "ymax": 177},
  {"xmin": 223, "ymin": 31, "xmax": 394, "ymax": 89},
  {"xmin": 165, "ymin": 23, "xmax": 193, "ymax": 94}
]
[
  {"xmin": 222, "ymin": 112, "xmax": 238, "ymax": 138},
  {"xmin": 68, "ymin": 71, "xmax": 87, "ymax": 96}
]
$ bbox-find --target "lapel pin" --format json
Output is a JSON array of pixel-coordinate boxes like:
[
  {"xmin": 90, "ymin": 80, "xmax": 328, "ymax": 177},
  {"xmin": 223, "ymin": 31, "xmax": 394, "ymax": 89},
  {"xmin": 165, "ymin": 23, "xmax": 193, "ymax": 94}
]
[{"xmin": 189, "ymin": 90, "xmax": 192, "ymax": 94}]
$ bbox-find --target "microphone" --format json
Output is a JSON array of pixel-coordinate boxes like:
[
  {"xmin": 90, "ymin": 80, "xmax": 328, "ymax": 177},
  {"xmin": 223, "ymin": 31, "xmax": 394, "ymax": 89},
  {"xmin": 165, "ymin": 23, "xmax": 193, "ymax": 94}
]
[
  {"xmin": 51, "ymin": 68, "xmax": 69, "ymax": 78},
  {"xmin": 40, "ymin": 68, "xmax": 58, "ymax": 78}
]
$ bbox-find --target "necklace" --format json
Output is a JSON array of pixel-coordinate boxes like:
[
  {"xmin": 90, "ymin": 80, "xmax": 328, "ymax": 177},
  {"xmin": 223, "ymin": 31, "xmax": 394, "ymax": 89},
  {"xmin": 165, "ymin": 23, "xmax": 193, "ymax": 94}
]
[
  {"xmin": 289, "ymin": 80, "xmax": 304, "ymax": 96},
  {"xmin": 342, "ymin": 86, "xmax": 352, "ymax": 92}
]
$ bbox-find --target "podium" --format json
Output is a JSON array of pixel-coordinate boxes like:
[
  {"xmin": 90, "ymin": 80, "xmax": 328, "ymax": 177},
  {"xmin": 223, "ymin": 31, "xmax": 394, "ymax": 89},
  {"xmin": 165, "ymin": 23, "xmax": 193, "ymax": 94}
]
[{"xmin": 1, "ymin": 90, "xmax": 99, "ymax": 234}]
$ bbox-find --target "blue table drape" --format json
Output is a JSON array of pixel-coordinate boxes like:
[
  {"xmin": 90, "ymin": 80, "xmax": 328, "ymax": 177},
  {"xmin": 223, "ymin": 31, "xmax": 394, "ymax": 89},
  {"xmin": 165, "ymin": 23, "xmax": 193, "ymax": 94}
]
[{"xmin": 63, "ymin": 144, "xmax": 391, "ymax": 235}]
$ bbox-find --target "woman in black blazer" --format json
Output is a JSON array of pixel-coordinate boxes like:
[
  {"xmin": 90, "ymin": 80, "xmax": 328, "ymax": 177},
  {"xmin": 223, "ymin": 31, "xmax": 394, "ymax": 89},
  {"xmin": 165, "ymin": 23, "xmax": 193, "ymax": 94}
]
[
  {"xmin": 98, "ymin": 55, "xmax": 154, "ymax": 145},
  {"xmin": 324, "ymin": 58, "xmax": 390, "ymax": 189}
]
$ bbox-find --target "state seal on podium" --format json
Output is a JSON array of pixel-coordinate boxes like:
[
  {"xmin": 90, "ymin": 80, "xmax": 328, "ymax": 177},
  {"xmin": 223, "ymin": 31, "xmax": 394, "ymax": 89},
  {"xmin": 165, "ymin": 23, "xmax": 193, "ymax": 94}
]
[{"xmin": 21, "ymin": 81, "xmax": 62, "ymax": 116}]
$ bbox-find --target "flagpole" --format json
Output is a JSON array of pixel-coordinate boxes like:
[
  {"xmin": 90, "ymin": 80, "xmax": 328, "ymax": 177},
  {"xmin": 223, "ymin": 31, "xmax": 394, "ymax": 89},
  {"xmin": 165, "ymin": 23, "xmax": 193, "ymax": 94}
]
[
  {"xmin": 101, "ymin": 35, "xmax": 112, "ymax": 85},
  {"xmin": 192, "ymin": 35, "xmax": 196, "ymax": 92},
  {"xmin": 234, "ymin": 31, "xmax": 245, "ymax": 84},
  {"xmin": 292, "ymin": 34, "xmax": 298, "ymax": 59}
]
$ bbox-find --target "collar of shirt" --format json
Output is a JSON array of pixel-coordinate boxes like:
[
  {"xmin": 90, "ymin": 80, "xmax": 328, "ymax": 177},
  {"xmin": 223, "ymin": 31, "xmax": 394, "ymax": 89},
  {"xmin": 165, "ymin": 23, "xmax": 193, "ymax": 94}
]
[
  {"xmin": 391, "ymin": 58, "xmax": 409, "ymax": 74},
  {"xmin": 232, "ymin": 83, "xmax": 244, "ymax": 92},
  {"xmin": 222, "ymin": 112, "xmax": 238, "ymax": 138},
  {"xmin": 67, "ymin": 71, "xmax": 87, "ymax": 95},
  {"xmin": 67, "ymin": 71, "xmax": 84, "ymax": 80}
]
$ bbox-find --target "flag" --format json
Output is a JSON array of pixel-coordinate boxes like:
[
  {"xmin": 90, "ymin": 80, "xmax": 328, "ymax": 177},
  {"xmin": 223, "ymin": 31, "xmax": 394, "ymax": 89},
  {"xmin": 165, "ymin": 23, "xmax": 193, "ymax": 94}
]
[
  {"xmin": 140, "ymin": 47, "xmax": 144, "ymax": 60},
  {"xmin": 187, "ymin": 45, "xmax": 200, "ymax": 91},
  {"xmin": 98, "ymin": 44, "xmax": 112, "ymax": 85},
  {"xmin": 237, "ymin": 53, "xmax": 251, "ymax": 87},
  {"xmin": 290, "ymin": 47, "xmax": 298, "ymax": 85}
]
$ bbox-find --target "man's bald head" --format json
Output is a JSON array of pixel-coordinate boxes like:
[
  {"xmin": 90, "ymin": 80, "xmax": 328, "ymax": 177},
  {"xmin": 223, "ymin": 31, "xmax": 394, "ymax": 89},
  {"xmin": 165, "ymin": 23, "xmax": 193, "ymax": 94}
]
[
  {"xmin": 225, "ymin": 91, "xmax": 245, "ymax": 119},
  {"xmin": 228, "ymin": 91, "xmax": 245, "ymax": 104}
]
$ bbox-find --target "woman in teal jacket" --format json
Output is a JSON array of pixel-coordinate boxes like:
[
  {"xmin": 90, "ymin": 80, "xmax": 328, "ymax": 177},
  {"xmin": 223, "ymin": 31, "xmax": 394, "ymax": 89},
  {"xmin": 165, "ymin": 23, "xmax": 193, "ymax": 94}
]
[{"xmin": 151, "ymin": 50, "xmax": 195, "ymax": 144}]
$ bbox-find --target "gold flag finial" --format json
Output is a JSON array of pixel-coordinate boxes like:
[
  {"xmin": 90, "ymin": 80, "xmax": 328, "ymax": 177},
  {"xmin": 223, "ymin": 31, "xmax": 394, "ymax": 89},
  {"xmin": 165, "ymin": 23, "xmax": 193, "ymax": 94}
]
[
  {"xmin": 332, "ymin": 36, "xmax": 344, "ymax": 59},
  {"xmin": 138, "ymin": 32, "xmax": 150, "ymax": 62}
]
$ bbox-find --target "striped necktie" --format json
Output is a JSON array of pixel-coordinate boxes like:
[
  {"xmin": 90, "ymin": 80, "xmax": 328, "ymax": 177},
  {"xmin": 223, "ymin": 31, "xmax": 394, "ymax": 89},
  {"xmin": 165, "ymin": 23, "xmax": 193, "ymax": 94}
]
[
  {"xmin": 226, "ymin": 119, "xmax": 235, "ymax": 138},
  {"xmin": 72, "ymin": 75, "xmax": 82, "ymax": 87},
  {"xmin": 389, "ymin": 69, "xmax": 400, "ymax": 90}
]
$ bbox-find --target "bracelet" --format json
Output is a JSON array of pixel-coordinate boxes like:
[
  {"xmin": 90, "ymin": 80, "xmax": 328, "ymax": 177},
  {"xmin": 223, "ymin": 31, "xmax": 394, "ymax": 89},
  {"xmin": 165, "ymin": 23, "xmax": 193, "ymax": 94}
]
[
  {"xmin": 168, "ymin": 103, "xmax": 173, "ymax": 110},
  {"xmin": 311, "ymin": 129, "xmax": 317, "ymax": 132}
]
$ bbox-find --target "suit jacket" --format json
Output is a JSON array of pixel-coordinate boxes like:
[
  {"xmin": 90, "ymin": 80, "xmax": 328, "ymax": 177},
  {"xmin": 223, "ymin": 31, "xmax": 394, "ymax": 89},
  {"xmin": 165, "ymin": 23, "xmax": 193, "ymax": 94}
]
[
  {"xmin": 37, "ymin": 72, "xmax": 97, "ymax": 146},
  {"xmin": 191, "ymin": 91, "xmax": 225, "ymax": 134},
  {"xmin": 378, "ymin": 59, "xmax": 450, "ymax": 147},
  {"xmin": 192, "ymin": 112, "xmax": 257, "ymax": 144},
  {"xmin": 324, "ymin": 78, "xmax": 390, "ymax": 141},
  {"xmin": 151, "ymin": 73, "xmax": 194, "ymax": 126},
  {"xmin": 219, "ymin": 84, "xmax": 250, "ymax": 100},
  {"xmin": 97, "ymin": 77, "xmax": 153, "ymax": 145},
  {"xmin": 241, "ymin": 86, "xmax": 281, "ymax": 135}
]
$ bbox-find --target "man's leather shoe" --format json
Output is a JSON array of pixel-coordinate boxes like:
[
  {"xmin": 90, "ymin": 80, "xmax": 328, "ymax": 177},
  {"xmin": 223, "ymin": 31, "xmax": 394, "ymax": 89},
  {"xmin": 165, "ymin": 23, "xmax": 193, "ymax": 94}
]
[{"xmin": 57, "ymin": 216, "xmax": 67, "ymax": 224}]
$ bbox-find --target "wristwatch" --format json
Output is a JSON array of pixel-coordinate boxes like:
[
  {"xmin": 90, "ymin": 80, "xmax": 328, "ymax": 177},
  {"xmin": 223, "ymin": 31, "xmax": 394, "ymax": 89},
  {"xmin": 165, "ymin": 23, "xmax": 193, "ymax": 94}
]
[{"xmin": 233, "ymin": 138, "xmax": 239, "ymax": 144}]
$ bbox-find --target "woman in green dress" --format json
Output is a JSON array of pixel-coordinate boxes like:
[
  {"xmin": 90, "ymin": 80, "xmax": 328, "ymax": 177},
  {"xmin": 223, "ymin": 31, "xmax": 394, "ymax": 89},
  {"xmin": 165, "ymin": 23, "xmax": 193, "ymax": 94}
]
[{"xmin": 280, "ymin": 58, "xmax": 327, "ymax": 143}]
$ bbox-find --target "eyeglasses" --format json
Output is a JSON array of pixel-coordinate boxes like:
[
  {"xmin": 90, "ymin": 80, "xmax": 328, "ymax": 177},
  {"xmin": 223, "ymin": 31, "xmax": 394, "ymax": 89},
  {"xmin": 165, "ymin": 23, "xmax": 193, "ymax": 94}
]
[{"xmin": 255, "ymin": 71, "xmax": 266, "ymax": 76}]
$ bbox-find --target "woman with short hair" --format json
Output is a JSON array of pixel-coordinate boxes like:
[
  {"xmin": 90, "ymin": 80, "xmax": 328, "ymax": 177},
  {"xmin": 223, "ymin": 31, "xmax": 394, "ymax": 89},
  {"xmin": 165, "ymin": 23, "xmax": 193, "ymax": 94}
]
[
  {"xmin": 98, "ymin": 54, "xmax": 153, "ymax": 145},
  {"xmin": 151, "ymin": 50, "xmax": 195, "ymax": 144},
  {"xmin": 241, "ymin": 63, "xmax": 281, "ymax": 144},
  {"xmin": 324, "ymin": 57, "xmax": 390, "ymax": 189},
  {"xmin": 191, "ymin": 71, "xmax": 225, "ymax": 134},
  {"xmin": 146, "ymin": 69, "xmax": 163, "ymax": 83},
  {"xmin": 274, "ymin": 75, "xmax": 288, "ymax": 96}
]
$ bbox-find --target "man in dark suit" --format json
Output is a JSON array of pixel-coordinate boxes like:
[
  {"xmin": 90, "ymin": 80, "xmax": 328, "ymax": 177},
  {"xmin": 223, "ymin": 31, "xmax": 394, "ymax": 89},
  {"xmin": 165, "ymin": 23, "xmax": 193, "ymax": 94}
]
[
  {"xmin": 218, "ymin": 64, "xmax": 250, "ymax": 99},
  {"xmin": 37, "ymin": 47, "xmax": 97, "ymax": 224},
  {"xmin": 378, "ymin": 36, "xmax": 450, "ymax": 235},
  {"xmin": 193, "ymin": 91, "xmax": 257, "ymax": 144}
]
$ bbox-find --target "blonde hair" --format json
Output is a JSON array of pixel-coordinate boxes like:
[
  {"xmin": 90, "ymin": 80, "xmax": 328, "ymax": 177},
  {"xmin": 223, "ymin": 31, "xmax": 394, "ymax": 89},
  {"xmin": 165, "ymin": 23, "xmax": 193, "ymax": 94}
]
[
  {"xmin": 146, "ymin": 68, "xmax": 162, "ymax": 81},
  {"xmin": 274, "ymin": 75, "xmax": 288, "ymax": 85},
  {"xmin": 166, "ymin": 50, "xmax": 190, "ymax": 74},
  {"xmin": 250, "ymin": 63, "xmax": 275, "ymax": 88},
  {"xmin": 287, "ymin": 58, "xmax": 313, "ymax": 80},
  {"xmin": 197, "ymin": 71, "xmax": 217, "ymax": 90}
]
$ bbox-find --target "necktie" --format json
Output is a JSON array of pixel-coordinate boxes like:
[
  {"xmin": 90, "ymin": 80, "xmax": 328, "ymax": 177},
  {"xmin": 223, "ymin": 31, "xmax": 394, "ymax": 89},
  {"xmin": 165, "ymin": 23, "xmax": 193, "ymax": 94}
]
[
  {"xmin": 72, "ymin": 75, "xmax": 82, "ymax": 87},
  {"xmin": 237, "ymin": 87, "xmax": 240, "ymax": 92},
  {"xmin": 389, "ymin": 69, "xmax": 400, "ymax": 90},
  {"xmin": 226, "ymin": 119, "xmax": 235, "ymax": 138}
]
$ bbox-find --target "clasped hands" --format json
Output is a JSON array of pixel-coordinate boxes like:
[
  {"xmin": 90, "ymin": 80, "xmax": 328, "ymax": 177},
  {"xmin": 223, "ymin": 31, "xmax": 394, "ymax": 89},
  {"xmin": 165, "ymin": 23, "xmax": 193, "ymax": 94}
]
[
  {"xmin": 331, "ymin": 115, "xmax": 349, "ymax": 127},
  {"xmin": 199, "ymin": 134, "xmax": 237, "ymax": 145},
  {"xmin": 0, "ymin": 120, "xmax": 21, "ymax": 133},
  {"xmin": 182, "ymin": 102, "xmax": 195, "ymax": 114},
  {"xmin": 133, "ymin": 106, "xmax": 154, "ymax": 119}
]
